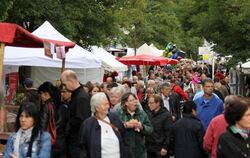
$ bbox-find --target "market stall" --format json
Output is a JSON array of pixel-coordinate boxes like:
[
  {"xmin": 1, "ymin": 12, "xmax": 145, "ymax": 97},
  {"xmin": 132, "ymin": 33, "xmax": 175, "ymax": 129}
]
[{"xmin": 0, "ymin": 22, "xmax": 75, "ymax": 148}]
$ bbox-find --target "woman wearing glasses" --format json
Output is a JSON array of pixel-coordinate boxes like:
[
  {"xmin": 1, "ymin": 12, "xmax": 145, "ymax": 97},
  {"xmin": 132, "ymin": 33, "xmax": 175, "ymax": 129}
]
[{"xmin": 115, "ymin": 92, "xmax": 153, "ymax": 158}]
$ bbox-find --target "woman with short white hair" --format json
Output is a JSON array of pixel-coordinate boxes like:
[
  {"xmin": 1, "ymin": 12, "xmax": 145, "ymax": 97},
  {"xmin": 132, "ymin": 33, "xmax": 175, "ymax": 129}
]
[
  {"xmin": 109, "ymin": 86, "xmax": 125, "ymax": 111},
  {"xmin": 79, "ymin": 92, "xmax": 131, "ymax": 158}
]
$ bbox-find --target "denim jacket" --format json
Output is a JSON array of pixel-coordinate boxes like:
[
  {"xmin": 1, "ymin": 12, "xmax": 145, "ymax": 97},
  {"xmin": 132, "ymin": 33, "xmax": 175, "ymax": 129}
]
[{"xmin": 3, "ymin": 131, "xmax": 51, "ymax": 158}]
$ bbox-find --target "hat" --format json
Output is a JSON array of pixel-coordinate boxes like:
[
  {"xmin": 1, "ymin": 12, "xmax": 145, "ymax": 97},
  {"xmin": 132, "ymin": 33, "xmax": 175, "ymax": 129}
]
[{"xmin": 24, "ymin": 78, "xmax": 33, "ymax": 88}]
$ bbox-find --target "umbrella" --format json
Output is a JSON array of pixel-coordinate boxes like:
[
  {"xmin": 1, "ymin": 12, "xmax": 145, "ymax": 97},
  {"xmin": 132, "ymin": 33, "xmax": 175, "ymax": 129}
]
[
  {"xmin": 117, "ymin": 54, "xmax": 169, "ymax": 66},
  {"xmin": 167, "ymin": 58, "xmax": 178, "ymax": 65}
]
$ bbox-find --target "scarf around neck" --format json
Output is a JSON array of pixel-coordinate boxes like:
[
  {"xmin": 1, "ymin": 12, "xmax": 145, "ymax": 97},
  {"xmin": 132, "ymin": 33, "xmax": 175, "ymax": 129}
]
[
  {"xmin": 230, "ymin": 125, "xmax": 249, "ymax": 139},
  {"xmin": 13, "ymin": 127, "xmax": 33, "ymax": 157}
]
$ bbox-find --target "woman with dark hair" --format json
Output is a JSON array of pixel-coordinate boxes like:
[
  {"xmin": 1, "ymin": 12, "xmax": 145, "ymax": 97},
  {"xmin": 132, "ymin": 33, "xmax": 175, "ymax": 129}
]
[
  {"xmin": 217, "ymin": 96, "xmax": 250, "ymax": 158},
  {"xmin": 88, "ymin": 83, "xmax": 101, "ymax": 97},
  {"xmin": 38, "ymin": 81, "xmax": 67, "ymax": 158},
  {"xmin": 141, "ymin": 87, "xmax": 156, "ymax": 113},
  {"xmin": 115, "ymin": 92, "xmax": 153, "ymax": 158},
  {"xmin": 146, "ymin": 95, "xmax": 173, "ymax": 158},
  {"xmin": 3, "ymin": 102, "xmax": 51, "ymax": 158}
]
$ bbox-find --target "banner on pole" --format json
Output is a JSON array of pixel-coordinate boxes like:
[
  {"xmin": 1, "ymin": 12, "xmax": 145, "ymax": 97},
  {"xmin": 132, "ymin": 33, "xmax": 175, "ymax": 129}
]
[{"xmin": 199, "ymin": 47, "xmax": 211, "ymax": 55}]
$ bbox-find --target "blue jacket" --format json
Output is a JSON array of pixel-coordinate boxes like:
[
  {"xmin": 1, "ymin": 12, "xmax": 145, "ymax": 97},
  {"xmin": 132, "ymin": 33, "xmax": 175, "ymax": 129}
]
[
  {"xmin": 194, "ymin": 94, "xmax": 224, "ymax": 130},
  {"xmin": 3, "ymin": 131, "xmax": 51, "ymax": 158}
]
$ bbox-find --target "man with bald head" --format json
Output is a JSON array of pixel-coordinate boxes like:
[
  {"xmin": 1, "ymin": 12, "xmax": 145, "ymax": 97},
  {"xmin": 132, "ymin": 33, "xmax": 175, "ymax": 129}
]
[{"xmin": 61, "ymin": 70, "xmax": 91, "ymax": 158}]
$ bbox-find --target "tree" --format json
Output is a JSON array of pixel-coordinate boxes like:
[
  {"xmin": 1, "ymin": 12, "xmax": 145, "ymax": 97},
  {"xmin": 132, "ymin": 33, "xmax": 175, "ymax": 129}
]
[
  {"xmin": 114, "ymin": 0, "xmax": 151, "ymax": 52},
  {"xmin": 178, "ymin": 0, "xmax": 250, "ymax": 65},
  {"xmin": 4, "ymin": 0, "xmax": 121, "ymax": 47},
  {"xmin": 0, "ymin": 1, "xmax": 13, "ymax": 21}
]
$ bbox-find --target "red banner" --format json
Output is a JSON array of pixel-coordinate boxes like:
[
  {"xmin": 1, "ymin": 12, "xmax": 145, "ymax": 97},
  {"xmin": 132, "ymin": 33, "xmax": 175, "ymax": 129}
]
[{"xmin": 6, "ymin": 72, "xmax": 19, "ymax": 105}]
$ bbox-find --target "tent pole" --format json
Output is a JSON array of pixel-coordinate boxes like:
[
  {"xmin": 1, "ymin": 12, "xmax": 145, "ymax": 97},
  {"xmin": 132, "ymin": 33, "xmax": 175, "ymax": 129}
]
[
  {"xmin": 0, "ymin": 43, "xmax": 5, "ymax": 79},
  {"xmin": 61, "ymin": 58, "xmax": 65, "ymax": 74}
]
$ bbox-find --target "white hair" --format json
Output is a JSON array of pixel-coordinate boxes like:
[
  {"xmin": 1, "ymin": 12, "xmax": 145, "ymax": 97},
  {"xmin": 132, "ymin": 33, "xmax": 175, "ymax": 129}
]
[
  {"xmin": 109, "ymin": 86, "xmax": 125, "ymax": 97},
  {"xmin": 90, "ymin": 92, "xmax": 107, "ymax": 114}
]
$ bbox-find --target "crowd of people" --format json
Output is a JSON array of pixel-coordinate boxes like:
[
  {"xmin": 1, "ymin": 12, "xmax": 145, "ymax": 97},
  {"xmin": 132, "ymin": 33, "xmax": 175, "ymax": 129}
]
[{"xmin": 2, "ymin": 62, "xmax": 250, "ymax": 158}]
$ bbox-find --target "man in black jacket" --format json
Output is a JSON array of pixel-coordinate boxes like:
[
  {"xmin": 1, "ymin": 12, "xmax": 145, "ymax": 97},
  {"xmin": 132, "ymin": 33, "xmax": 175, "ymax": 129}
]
[
  {"xmin": 172, "ymin": 101, "xmax": 207, "ymax": 158},
  {"xmin": 61, "ymin": 70, "xmax": 91, "ymax": 158},
  {"xmin": 146, "ymin": 95, "xmax": 173, "ymax": 158},
  {"xmin": 160, "ymin": 82, "xmax": 181, "ymax": 121}
]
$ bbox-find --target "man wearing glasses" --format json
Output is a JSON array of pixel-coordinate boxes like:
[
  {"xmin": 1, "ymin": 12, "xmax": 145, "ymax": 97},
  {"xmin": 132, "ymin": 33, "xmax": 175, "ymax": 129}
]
[{"xmin": 194, "ymin": 78, "xmax": 224, "ymax": 131}]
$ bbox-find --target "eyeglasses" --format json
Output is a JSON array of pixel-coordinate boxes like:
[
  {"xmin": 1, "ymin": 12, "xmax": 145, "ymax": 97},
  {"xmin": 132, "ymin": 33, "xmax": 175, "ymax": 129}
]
[
  {"xmin": 148, "ymin": 102, "xmax": 155, "ymax": 104},
  {"xmin": 127, "ymin": 99, "xmax": 136, "ymax": 103},
  {"xmin": 203, "ymin": 85, "xmax": 214, "ymax": 88},
  {"xmin": 147, "ymin": 91, "xmax": 154, "ymax": 94}
]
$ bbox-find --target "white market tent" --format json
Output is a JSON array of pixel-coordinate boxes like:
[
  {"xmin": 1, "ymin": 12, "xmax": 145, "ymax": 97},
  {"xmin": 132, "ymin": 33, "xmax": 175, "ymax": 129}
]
[
  {"xmin": 91, "ymin": 46, "xmax": 128, "ymax": 72},
  {"xmin": 149, "ymin": 44, "xmax": 164, "ymax": 56},
  {"xmin": 4, "ymin": 46, "xmax": 101, "ymax": 69},
  {"xmin": 242, "ymin": 61, "xmax": 250, "ymax": 74},
  {"xmin": 4, "ymin": 21, "xmax": 103, "ymax": 87},
  {"xmin": 126, "ymin": 43, "xmax": 162, "ymax": 56}
]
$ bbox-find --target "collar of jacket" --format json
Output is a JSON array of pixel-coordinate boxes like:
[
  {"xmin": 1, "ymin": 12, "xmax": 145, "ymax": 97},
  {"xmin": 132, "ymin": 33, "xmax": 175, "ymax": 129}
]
[
  {"xmin": 94, "ymin": 113, "xmax": 117, "ymax": 128},
  {"xmin": 227, "ymin": 126, "xmax": 250, "ymax": 140},
  {"xmin": 182, "ymin": 113, "xmax": 200, "ymax": 121},
  {"xmin": 151, "ymin": 106, "xmax": 167, "ymax": 116},
  {"xmin": 71, "ymin": 85, "xmax": 83, "ymax": 97},
  {"xmin": 123, "ymin": 104, "xmax": 141, "ymax": 115},
  {"xmin": 44, "ymin": 98, "xmax": 53, "ymax": 105}
]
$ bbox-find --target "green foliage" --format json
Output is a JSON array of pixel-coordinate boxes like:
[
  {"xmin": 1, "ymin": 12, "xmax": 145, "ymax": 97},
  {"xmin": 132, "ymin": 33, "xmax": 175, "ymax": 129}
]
[
  {"xmin": 184, "ymin": 0, "xmax": 250, "ymax": 65},
  {"xmin": 2, "ymin": 0, "xmax": 248, "ymax": 65},
  {"xmin": 0, "ymin": 0, "xmax": 13, "ymax": 21}
]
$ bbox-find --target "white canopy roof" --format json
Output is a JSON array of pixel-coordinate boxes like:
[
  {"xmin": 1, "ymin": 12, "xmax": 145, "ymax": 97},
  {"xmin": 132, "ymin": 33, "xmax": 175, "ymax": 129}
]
[
  {"xmin": 91, "ymin": 46, "xmax": 128, "ymax": 72},
  {"xmin": 242, "ymin": 61, "xmax": 250, "ymax": 69},
  {"xmin": 4, "ymin": 21, "xmax": 102, "ymax": 69},
  {"xmin": 241, "ymin": 61, "xmax": 250, "ymax": 74},
  {"xmin": 149, "ymin": 44, "xmax": 164, "ymax": 56},
  {"xmin": 126, "ymin": 43, "xmax": 162, "ymax": 56}
]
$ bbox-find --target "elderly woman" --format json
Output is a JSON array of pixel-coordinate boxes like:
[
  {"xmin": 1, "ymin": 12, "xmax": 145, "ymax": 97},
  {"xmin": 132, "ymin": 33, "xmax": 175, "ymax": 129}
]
[
  {"xmin": 115, "ymin": 92, "xmax": 153, "ymax": 158},
  {"xmin": 109, "ymin": 86, "xmax": 124, "ymax": 111},
  {"xmin": 4, "ymin": 102, "xmax": 51, "ymax": 158},
  {"xmin": 79, "ymin": 92, "xmax": 131, "ymax": 158},
  {"xmin": 217, "ymin": 96, "xmax": 250, "ymax": 158}
]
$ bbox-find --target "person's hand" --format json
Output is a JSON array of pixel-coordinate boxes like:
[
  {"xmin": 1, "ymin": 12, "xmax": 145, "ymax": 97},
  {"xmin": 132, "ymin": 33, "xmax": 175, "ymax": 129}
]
[
  {"xmin": 10, "ymin": 153, "xmax": 17, "ymax": 158},
  {"xmin": 125, "ymin": 119, "xmax": 137, "ymax": 128},
  {"xmin": 172, "ymin": 116, "xmax": 176, "ymax": 122},
  {"xmin": 160, "ymin": 148, "xmax": 168, "ymax": 156},
  {"xmin": 134, "ymin": 121, "xmax": 143, "ymax": 130}
]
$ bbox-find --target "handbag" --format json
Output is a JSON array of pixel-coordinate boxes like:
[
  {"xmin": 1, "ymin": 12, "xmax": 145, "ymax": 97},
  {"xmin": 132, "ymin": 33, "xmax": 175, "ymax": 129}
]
[
  {"xmin": 47, "ymin": 103, "xmax": 57, "ymax": 145},
  {"xmin": 95, "ymin": 116, "xmax": 119, "ymax": 132}
]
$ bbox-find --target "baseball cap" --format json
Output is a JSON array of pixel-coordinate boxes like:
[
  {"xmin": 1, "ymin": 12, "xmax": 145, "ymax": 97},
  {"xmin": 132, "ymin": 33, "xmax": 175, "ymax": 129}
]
[{"xmin": 24, "ymin": 78, "xmax": 33, "ymax": 88}]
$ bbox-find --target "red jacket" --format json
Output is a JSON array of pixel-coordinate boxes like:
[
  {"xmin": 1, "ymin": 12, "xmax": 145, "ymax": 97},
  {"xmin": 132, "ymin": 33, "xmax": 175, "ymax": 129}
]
[
  {"xmin": 203, "ymin": 114, "xmax": 228, "ymax": 158},
  {"xmin": 172, "ymin": 84, "xmax": 188, "ymax": 101}
]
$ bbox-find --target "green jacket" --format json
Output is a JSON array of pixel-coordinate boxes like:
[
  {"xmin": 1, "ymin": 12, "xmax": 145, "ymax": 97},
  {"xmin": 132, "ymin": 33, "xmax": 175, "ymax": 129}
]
[{"xmin": 115, "ymin": 104, "xmax": 153, "ymax": 158}]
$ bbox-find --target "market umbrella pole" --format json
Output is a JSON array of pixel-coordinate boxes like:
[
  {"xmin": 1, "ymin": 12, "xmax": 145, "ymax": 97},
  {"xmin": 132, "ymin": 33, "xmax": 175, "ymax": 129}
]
[
  {"xmin": 0, "ymin": 43, "xmax": 5, "ymax": 79},
  {"xmin": 61, "ymin": 58, "xmax": 65, "ymax": 73}
]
